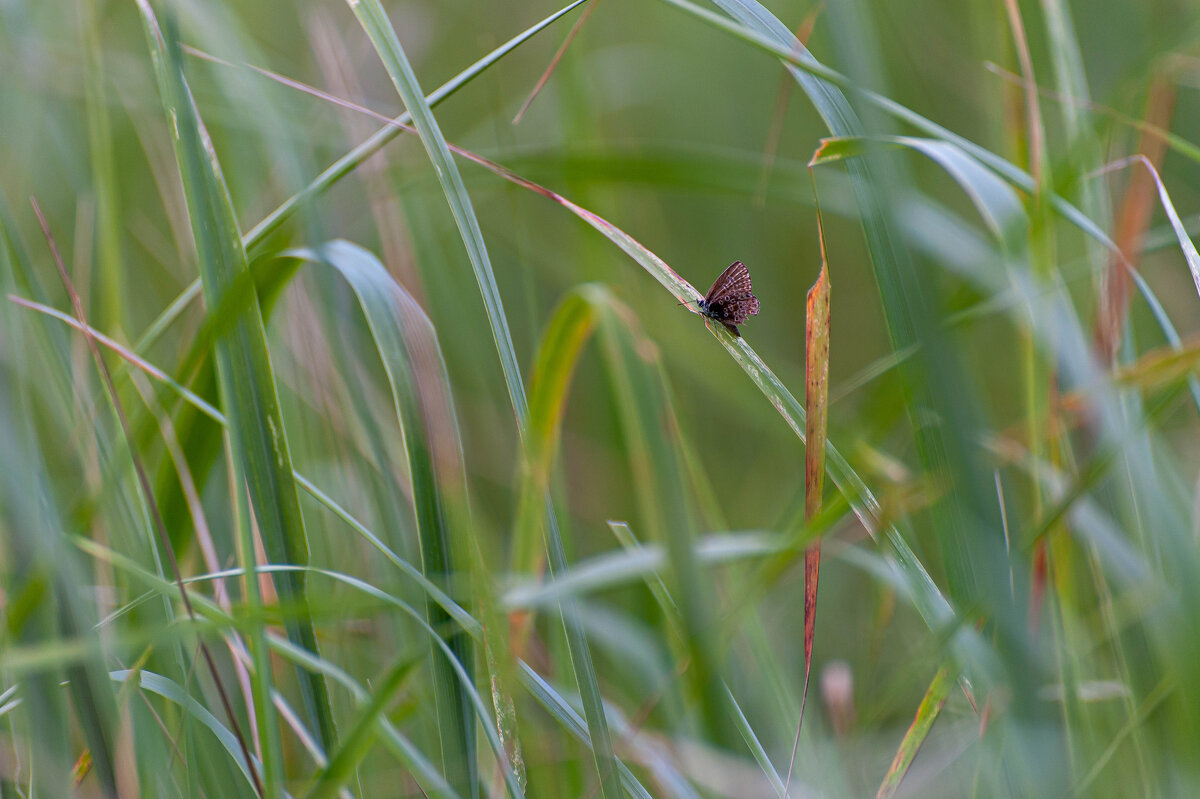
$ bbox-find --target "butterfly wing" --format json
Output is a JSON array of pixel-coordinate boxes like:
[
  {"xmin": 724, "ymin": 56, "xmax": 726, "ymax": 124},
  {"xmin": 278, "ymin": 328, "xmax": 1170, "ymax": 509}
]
[
  {"xmin": 698, "ymin": 261, "xmax": 758, "ymax": 336},
  {"xmin": 704, "ymin": 260, "xmax": 753, "ymax": 304}
]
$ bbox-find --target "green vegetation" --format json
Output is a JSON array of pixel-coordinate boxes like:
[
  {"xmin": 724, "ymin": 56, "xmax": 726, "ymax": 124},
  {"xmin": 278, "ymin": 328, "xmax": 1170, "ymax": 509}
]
[{"xmin": 3, "ymin": 0, "xmax": 1199, "ymax": 796}]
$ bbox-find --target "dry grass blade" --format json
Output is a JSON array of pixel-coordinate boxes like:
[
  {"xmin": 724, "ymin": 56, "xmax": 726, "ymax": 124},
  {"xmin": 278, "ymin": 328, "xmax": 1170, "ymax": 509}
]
[
  {"xmin": 785, "ymin": 193, "xmax": 831, "ymax": 796},
  {"xmin": 28, "ymin": 197, "xmax": 262, "ymax": 799},
  {"xmin": 1003, "ymin": 0, "xmax": 1046, "ymax": 185},
  {"xmin": 1094, "ymin": 79, "xmax": 1176, "ymax": 361}
]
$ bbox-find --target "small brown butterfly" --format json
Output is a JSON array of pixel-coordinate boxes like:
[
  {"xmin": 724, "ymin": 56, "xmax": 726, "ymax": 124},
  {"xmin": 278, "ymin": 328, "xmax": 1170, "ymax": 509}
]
[{"xmin": 695, "ymin": 260, "xmax": 759, "ymax": 337}]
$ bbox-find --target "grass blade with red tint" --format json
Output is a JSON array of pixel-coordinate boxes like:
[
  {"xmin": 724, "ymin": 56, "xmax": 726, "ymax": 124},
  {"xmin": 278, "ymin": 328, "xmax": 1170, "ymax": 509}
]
[
  {"xmin": 876, "ymin": 666, "xmax": 954, "ymax": 799},
  {"xmin": 786, "ymin": 211, "xmax": 831, "ymax": 791}
]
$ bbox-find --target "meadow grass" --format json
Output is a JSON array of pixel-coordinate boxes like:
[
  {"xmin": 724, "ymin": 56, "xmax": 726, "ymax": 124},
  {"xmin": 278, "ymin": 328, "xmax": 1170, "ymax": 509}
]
[{"xmin": 3, "ymin": 0, "xmax": 1200, "ymax": 796}]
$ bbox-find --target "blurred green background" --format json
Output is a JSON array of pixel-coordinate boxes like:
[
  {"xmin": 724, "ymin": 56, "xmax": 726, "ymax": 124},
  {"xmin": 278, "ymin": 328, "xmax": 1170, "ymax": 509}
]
[{"xmin": 4, "ymin": 0, "xmax": 1200, "ymax": 796}]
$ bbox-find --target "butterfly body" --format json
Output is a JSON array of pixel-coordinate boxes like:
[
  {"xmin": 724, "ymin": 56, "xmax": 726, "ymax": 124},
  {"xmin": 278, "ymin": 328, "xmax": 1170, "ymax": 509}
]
[{"xmin": 696, "ymin": 260, "xmax": 759, "ymax": 336}]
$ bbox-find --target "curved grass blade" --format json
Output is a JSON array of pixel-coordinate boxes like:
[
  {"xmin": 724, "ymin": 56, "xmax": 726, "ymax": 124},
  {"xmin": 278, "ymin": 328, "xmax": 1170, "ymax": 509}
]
[
  {"xmin": 654, "ymin": 0, "xmax": 1129, "ymax": 262},
  {"xmin": 592, "ymin": 293, "xmax": 728, "ymax": 739},
  {"xmin": 511, "ymin": 288, "xmax": 602, "ymax": 576},
  {"xmin": 10, "ymin": 298, "xmax": 483, "ymax": 639},
  {"xmin": 89, "ymin": 546, "xmax": 463, "ymax": 799},
  {"xmin": 284, "ymin": 241, "xmax": 478, "ymax": 796},
  {"xmin": 876, "ymin": 666, "xmax": 954, "ymax": 799},
  {"xmin": 135, "ymin": 0, "xmax": 335, "ymax": 770},
  {"xmin": 347, "ymin": 2, "xmax": 620, "ymax": 794},
  {"xmin": 110, "ymin": 669, "xmax": 270, "ymax": 795}
]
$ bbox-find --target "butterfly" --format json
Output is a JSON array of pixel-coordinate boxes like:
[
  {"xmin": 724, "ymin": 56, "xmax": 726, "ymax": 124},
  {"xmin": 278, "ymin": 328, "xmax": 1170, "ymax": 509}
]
[{"xmin": 694, "ymin": 260, "xmax": 759, "ymax": 337}]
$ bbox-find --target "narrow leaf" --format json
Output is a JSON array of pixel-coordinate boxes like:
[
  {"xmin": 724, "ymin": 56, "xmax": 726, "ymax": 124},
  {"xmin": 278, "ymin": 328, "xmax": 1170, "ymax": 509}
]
[
  {"xmin": 135, "ymin": 0, "xmax": 336, "ymax": 769},
  {"xmin": 876, "ymin": 666, "xmax": 954, "ymax": 799}
]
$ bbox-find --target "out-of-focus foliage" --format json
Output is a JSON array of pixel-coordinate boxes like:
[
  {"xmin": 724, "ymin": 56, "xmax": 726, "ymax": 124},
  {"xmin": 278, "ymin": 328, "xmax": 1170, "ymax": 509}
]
[{"xmin": 3, "ymin": 0, "xmax": 1200, "ymax": 796}]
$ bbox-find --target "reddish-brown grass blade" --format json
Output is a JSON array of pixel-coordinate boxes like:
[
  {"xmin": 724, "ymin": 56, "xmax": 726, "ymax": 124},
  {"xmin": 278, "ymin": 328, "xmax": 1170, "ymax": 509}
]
[
  {"xmin": 1093, "ymin": 77, "xmax": 1176, "ymax": 362},
  {"xmin": 785, "ymin": 193, "xmax": 832, "ymax": 794}
]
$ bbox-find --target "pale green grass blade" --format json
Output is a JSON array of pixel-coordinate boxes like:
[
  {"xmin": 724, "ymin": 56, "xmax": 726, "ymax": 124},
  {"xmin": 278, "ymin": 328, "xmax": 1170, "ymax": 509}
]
[
  {"xmin": 285, "ymin": 241, "xmax": 479, "ymax": 796},
  {"xmin": 517, "ymin": 663, "xmax": 655, "ymax": 799},
  {"xmin": 592, "ymin": 294, "xmax": 727, "ymax": 739},
  {"xmin": 14, "ymin": 296, "xmax": 484, "ymax": 638},
  {"xmin": 303, "ymin": 657, "xmax": 419, "ymax": 799},
  {"xmin": 81, "ymin": 533, "xmax": 462, "ymax": 798},
  {"xmin": 511, "ymin": 286, "xmax": 601, "ymax": 573},
  {"xmin": 80, "ymin": 0, "xmax": 124, "ymax": 335},
  {"xmin": 876, "ymin": 666, "xmax": 954, "ymax": 799},
  {"xmin": 725, "ymin": 686, "xmax": 787, "ymax": 797},
  {"xmin": 347, "ymin": 3, "xmax": 620, "ymax": 795},
  {"xmin": 111, "ymin": 669, "xmax": 267, "ymax": 794},
  {"xmin": 0, "ymin": 399, "xmax": 89, "ymax": 798},
  {"xmin": 503, "ymin": 533, "xmax": 779, "ymax": 609},
  {"xmin": 134, "ymin": 1, "xmax": 335, "ymax": 776},
  {"xmin": 1, "ymin": 203, "xmax": 122, "ymax": 799}
]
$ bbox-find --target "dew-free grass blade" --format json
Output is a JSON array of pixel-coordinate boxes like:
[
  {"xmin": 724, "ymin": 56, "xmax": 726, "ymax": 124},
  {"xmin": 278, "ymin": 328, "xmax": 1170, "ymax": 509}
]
[
  {"xmin": 593, "ymin": 294, "xmax": 729, "ymax": 740},
  {"xmin": 347, "ymin": 2, "xmax": 620, "ymax": 794},
  {"xmin": 512, "ymin": 287, "xmax": 602, "ymax": 579},
  {"xmin": 656, "ymin": 0, "xmax": 1125, "ymax": 256},
  {"xmin": 284, "ymin": 241, "xmax": 481, "ymax": 796},
  {"xmin": 110, "ymin": 669, "xmax": 267, "ymax": 793},
  {"xmin": 788, "ymin": 238, "xmax": 830, "ymax": 791},
  {"xmin": 876, "ymin": 665, "xmax": 954, "ymax": 799},
  {"xmin": 134, "ymin": 0, "xmax": 335, "ymax": 775}
]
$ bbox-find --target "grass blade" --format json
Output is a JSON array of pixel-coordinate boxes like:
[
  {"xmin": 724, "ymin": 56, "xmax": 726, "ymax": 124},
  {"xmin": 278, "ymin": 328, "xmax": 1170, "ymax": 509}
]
[
  {"xmin": 787, "ymin": 215, "xmax": 831, "ymax": 791},
  {"xmin": 347, "ymin": 3, "xmax": 620, "ymax": 794},
  {"xmin": 135, "ymin": 1, "xmax": 336, "ymax": 776},
  {"xmin": 285, "ymin": 241, "xmax": 480, "ymax": 796},
  {"xmin": 875, "ymin": 666, "xmax": 954, "ymax": 799}
]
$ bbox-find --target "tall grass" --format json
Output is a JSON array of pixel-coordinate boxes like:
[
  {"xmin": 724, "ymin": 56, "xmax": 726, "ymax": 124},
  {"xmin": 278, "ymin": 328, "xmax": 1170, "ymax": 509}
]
[{"xmin": 3, "ymin": 0, "xmax": 1200, "ymax": 796}]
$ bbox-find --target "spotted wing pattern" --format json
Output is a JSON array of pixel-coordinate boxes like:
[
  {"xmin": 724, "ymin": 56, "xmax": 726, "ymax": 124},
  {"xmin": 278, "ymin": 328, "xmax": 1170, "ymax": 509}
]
[
  {"xmin": 699, "ymin": 261, "xmax": 759, "ymax": 336},
  {"xmin": 704, "ymin": 260, "xmax": 753, "ymax": 303}
]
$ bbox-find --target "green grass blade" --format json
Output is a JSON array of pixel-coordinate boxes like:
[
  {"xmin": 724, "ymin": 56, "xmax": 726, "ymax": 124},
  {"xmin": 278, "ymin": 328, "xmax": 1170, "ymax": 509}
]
[
  {"xmin": 134, "ymin": 1, "xmax": 336, "ymax": 776},
  {"xmin": 592, "ymin": 294, "xmax": 728, "ymax": 740},
  {"xmin": 725, "ymin": 686, "xmax": 787, "ymax": 797},
  {"xmin": 111, "ymin": 669, "xmax": 267, "ymax": 794},
  {"xmin": 875, "ymin": 666, "xmax": 954, "ymax": 799},
  {"xmin": 511, "ymin": 287, "xmax": 601, "ymax": 574},
  {"xmin": 517, "ymin": 663, "xmax": 655, "ymax": 799},
  {"xmin": 655, "ymin": 0, "xmax": 1125, "ymax": 258},
  {"xmin": 302, "ymin": 658, "xmax": 419, "ymax": 799},
  {"xmin": 348, "ymin": 3, "xmax": 620, "ymax": 794},
  {"xmin": 285, "ymin": 241, "xmax": 479, "ymax": 796}
]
